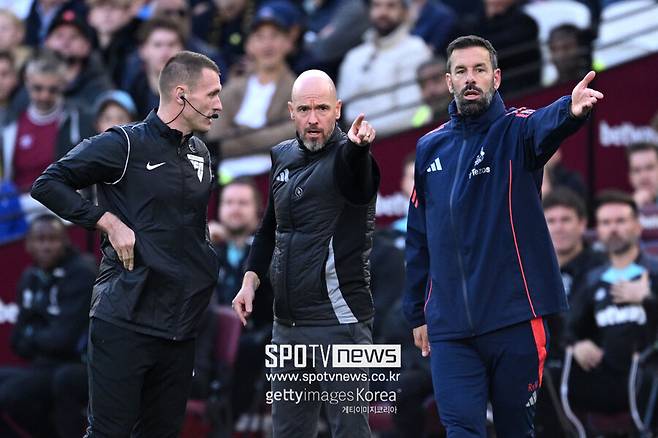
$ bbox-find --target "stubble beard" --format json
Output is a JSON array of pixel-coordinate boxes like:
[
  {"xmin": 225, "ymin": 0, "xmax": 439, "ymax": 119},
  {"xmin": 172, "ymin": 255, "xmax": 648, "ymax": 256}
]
[{"xmin": 455, "ymin": 82, "xmax": 496, "ymax": 117}]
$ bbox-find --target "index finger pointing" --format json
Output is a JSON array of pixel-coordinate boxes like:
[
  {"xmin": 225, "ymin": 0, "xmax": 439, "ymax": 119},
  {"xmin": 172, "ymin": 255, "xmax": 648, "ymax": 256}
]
[
  {"xmin": 352, "ymin": 113, "xmax": 365, "ymax": 131},
  {"xmin": 578, "ymin": 70, "xmax": 596, "ymax": 89}
]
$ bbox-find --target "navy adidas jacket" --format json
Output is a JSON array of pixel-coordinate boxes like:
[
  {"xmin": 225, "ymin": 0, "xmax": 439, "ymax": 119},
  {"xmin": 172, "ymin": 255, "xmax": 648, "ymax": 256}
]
[{"xmin": 403, "ymin": 92, "xmax": 586, "ymax": 341}]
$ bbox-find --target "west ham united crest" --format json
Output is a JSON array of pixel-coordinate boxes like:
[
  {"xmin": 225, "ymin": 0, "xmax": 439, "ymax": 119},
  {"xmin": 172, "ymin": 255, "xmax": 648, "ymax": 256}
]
[{"xmin": 186, "ymin": 154, "xmax": 204, "ymax": 182}]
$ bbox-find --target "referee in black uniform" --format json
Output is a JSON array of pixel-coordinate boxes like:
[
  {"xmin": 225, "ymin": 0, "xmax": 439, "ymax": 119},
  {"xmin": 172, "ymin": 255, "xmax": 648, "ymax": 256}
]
[{"xmin": 31, "ymin": 51, "xmax": 222, "ymax": 437}]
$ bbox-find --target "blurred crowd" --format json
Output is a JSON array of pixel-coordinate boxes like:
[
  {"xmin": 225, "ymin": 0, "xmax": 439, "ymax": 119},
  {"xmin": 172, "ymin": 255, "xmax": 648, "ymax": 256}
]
[
  {"xmin": 1, "ymin": 0, "xmax": 658, "ymax": 437},
  {"xmin": 0, "ymin": 0, "xmax": 637, "ymax": 234}
]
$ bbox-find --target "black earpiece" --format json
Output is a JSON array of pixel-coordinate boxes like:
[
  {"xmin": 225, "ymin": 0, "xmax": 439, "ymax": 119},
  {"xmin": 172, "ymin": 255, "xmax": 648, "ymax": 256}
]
[{"xmin": 181, "ymin": 95, "xmax": 219, "ymax": 120}]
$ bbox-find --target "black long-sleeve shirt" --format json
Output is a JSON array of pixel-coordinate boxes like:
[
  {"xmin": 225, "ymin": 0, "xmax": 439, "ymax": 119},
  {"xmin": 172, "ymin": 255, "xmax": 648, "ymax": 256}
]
[
  {"xmin": 245, "ymin": 126, "xmax": 380, "ymax": 325},
  {"xmin": 246, "ymin": 129, "xmax": 377, "ymax": 281}
]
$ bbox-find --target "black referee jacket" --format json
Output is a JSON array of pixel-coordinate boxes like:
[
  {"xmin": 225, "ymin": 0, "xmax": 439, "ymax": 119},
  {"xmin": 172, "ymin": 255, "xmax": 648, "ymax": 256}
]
[{"xmin": 31, "ymin": 111, "xmax": 218, "ymax": 340}]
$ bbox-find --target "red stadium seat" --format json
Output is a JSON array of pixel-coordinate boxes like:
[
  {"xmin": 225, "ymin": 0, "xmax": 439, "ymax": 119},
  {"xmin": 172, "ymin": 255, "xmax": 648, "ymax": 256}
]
[
  {"xmin": 640, "ymin": 205, "xmax": 658, "ymax": 242},
  {"xmin": 368, "ymin": 401, "xmax": 395, "ymax": 432},
  {"xmin": 181, "ymin": 305, "xmax": 243, "ymax": 438}
]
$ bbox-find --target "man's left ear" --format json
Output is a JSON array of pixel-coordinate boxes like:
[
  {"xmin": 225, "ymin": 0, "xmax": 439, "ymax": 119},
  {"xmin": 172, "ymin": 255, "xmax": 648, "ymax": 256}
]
[{"xmin": 335, "ymin": 99, "xmax": 342, "ymax": 120}]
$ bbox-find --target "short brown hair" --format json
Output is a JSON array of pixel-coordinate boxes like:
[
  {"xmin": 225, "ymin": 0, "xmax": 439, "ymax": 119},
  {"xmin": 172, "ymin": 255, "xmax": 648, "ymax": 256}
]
[
  {"xmin": 25, "ymin": 49, "xmax": 67, "ymax": 80},
  {"xmin": 137, "ymin": 17, "xmax": 185, "ymax": 46},
  {"xmin": 0, "ymin": 9, "xmax": 24, "ymax": 32},
  {"xmin": 595, "ymin": 190, "xmax": 638, "ymax": 218},
  {"xmin": 542, "ymin": 187, "xmax": 587, "ymax": 219},
  {"xmin": 446, "ymin": 35, "xmax": 498, "ymax": 72},
  {"xmin": 159, "ymin": 51, "xmax": 219, "ymax": 99},
  {"xmin": 221, "ymin": 177, "xmax": 263, "ymax": 215},
  {"xmin": 626, "ymin": 142, "xmax": 658, "ymax": 161}
]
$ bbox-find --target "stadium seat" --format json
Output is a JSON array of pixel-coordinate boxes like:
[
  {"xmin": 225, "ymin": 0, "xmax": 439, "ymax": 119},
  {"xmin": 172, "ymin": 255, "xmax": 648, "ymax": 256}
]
[
  {"xmin": 181, "ymin": 305, "xmax": 243, "ymax": 438},
  {"xmin": 594, "ymin": 0, "xmax": 658, "ymax": 69},
  {"xmin": 368, "ymin": 401, "xmax": 395, "ymax": 432},
  {"xmin": 640, "ymin": 204, "xmax": 658, "ymax": 242},
  {"xmin": 523, "ymin": 1, "xmax": 591, "ymax": 43},
  {"xmin": 561, "ymin": 347, "xmax": 636, "ymax": 437},
  {"xmin": 643, "ymin": 241, "xmax": 658, "ymax": 257}
]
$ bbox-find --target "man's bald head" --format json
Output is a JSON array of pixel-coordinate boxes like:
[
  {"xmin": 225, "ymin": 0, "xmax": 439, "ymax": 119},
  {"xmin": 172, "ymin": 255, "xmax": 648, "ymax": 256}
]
[
  {"xmin": 288, "ymin": 69, "xmax": 342, "ymax": 152},
  {"xmin": 291, "ymin": 69, "xmax": 337, "ymax": 103}
]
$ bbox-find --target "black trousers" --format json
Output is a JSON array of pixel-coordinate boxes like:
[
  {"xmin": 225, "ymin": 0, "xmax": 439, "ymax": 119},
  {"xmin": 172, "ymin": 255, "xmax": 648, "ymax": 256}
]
[
  {"xmin": 0, "ymin": 365, "xmax": 55, "ymax": 437},
  {"xmin": 84, "ymin": 318, "xmax": 196, "ymax": 438},
  {"xmin": 52, "ymin": 362, "xmax": 88, "ymax": 438}
]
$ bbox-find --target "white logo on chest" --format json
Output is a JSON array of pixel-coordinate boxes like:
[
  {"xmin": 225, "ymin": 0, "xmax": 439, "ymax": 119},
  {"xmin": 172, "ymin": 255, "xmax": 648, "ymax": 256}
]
[
  {"xmin": 187, "ymin": 154, "xmax": 204, "ymax": 182},
  {"xmin": 146, "ymin": 161, "xmax": 166, "ymax": 171},
  {"xmin": 474, "ymin": 147, "xmax": 485, "ymax": 166},
  {"xmin": 469, "ymin": 147, "xmax": 491, "ymax": 179}
]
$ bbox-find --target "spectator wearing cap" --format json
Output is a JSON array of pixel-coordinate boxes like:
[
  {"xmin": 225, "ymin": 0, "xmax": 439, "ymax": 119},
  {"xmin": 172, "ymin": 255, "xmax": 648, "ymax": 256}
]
[
  {"xmin": 337, "ymin": 0, "xmax": 431, "ymax": 137},
  {"xmin": 24, "ymin": 0, "xmax": 86, "ymax": 47},
  {"xmin": 151, "ymin": 0, "xmax": 228, "ymax": 78},
  {"xmin": 93, "ymin": 89, "xmax": 137, "ymax": 133},
  {"xmin": 206, "ymin": 3, "xmax": 295, "ymax": 158},
  {"xmin": 0, "ymin": 9, "xmax": 32, "ymax": 72},
  {"xmin": 1, "ymin": 50, "xmax": 94, "ymax": 196},
  {"xmin": 44, "ymin": 8, "xmax": 113, "ymax": 108},
  {"xmin": 128, "ymin": 17, "xmax": 184, "ymax": 119},
  {"xmin": 293, "ymin": 0, "xmax": 369, "ymax": 80},
  {"xmin": 191, "ymin": 0, "xmax": 259, "ymax": 75},
  {"xmin": 255, "ymin": 1, "xmax": 304, "ymax": 72},
  {"xmin": 86, "ymin": 0, "xmax": 142, "ymax": 87}
]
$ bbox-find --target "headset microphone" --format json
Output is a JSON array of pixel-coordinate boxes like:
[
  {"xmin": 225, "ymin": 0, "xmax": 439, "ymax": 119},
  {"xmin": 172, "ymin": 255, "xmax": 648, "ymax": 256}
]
[{"xmin": 181, "ymin": 95, "xmax": 219, "ymax": 119}]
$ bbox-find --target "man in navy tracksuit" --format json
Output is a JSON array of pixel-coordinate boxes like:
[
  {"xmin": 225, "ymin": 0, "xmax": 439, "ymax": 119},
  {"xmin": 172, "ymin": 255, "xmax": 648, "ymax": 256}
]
[{"xmin": 403, "ymin": 35, "xmax": 604, "ymax": 437}]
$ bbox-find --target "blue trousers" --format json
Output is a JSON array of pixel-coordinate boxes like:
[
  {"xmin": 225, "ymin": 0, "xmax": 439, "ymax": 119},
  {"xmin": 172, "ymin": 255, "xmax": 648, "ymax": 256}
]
[{"xmin": 430, "ymin": 318, "xmax": 548, "ymax": 438}]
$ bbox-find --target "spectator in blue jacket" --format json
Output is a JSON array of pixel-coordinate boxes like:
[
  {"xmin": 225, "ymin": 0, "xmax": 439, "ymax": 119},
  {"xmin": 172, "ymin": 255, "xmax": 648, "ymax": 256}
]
[{"xmin": 403, "ymin": 35, "xmax": 603, "ymax": 437}]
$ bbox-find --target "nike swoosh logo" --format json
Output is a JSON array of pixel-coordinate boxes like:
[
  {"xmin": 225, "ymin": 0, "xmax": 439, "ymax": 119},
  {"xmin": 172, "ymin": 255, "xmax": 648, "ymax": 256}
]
[{"xmin": 146, "ymin": 162, "xmax": 166, "ymax": 171}]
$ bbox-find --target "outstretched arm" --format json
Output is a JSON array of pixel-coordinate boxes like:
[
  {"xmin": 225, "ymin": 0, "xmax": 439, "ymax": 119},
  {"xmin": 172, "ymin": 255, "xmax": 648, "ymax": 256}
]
[
  {"xmin": 519, "ymin": 71, "xmax": 604, "ymax": 170},
  {"xmin": 336, "ymin": 114, "xmax": 381, "ymax": 205}
]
